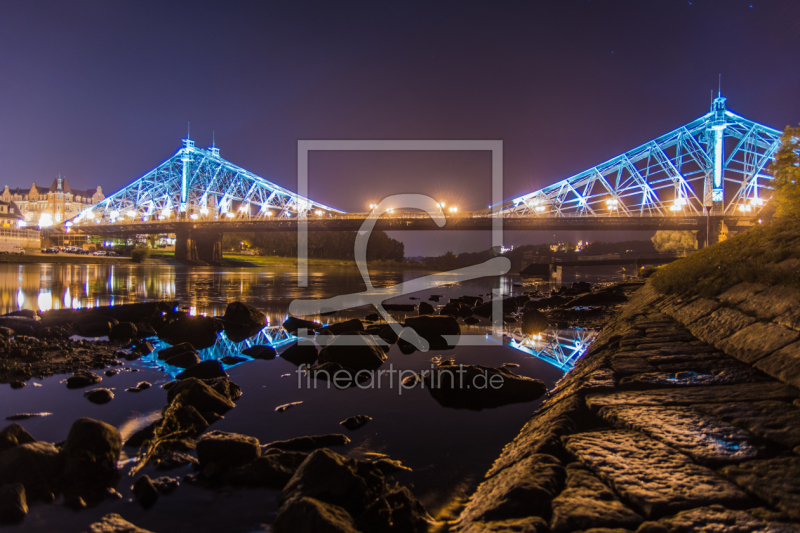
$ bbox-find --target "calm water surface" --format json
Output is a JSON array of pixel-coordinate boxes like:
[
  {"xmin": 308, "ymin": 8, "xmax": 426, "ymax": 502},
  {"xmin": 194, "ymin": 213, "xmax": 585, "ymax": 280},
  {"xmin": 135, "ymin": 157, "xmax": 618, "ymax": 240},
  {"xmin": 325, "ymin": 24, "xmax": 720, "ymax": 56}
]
[{"xmin": 0, "ymin": 263, "xmax": 624, "ymax": 533}]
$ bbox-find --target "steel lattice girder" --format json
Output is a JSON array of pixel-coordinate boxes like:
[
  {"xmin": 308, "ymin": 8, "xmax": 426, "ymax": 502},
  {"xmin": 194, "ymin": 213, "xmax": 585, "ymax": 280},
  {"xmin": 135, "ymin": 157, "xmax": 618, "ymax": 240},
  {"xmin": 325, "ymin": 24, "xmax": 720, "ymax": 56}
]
[
  {"xmin": 75, "ymin": 139, "xmax": 343, "ymax": 225},
  {"xmin": 500, "ymin": 98, "xmax": 782, "ymax": 218}
]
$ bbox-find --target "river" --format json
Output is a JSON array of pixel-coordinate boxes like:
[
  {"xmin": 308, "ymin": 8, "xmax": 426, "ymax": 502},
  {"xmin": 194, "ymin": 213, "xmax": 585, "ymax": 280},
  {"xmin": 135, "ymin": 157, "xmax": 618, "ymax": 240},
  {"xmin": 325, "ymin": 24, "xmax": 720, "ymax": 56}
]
[{"xmin": 0, "ymin": 262, "xmax": 624, "ymax": 532}]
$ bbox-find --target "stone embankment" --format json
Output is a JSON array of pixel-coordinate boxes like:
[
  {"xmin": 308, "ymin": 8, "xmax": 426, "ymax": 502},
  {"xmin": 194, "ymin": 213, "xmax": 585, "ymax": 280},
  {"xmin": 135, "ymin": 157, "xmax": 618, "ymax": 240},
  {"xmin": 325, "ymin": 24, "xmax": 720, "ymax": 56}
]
[{"xmin": 455, "ymin": 280, "xmax": 800, "ymax": 533}]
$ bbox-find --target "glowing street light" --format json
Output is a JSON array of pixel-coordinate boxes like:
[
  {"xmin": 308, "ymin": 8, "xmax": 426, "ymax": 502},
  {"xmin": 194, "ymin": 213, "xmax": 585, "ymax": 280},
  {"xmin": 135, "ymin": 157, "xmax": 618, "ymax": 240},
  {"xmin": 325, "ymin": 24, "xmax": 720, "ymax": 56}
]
[
  {"xmin": 369, "ymin": 203, "xmax": 376, "ymax": 210},
  {"xmin": 448, "ymin": 206, "xmax": 458, "ymax": 213},
  {"xmin": 200, "ymin": 206, "xmax": 209, "ymax": 215},
  {"xmin": 160, "ymin": 207, "xmax": 171, "ymax": 218},
  {"xmin": 315, "ymin": 209, "xmax": 323, "ymax": 216},
  {"xmin": 190, "ymin": 213, "xmax": 199, "ymax": 220},
  {"xmin": 386, "ymin": 208, "xmax": 394, "ymax": 214},
  {"xmin": 605, "ymin": 198, "xmax": 619, "ymax": 210},
  {"xmin": 438, "ymin": 202, "xmax": 446, "ymax": 208}
]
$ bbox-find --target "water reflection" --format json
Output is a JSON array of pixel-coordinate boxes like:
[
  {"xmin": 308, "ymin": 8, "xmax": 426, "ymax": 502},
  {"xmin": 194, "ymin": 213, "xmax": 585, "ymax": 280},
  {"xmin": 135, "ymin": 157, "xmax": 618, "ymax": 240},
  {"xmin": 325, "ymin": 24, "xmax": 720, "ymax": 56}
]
[{"xmin": 506, "ymin": 327, "xmax": 598, "ymax": 371}]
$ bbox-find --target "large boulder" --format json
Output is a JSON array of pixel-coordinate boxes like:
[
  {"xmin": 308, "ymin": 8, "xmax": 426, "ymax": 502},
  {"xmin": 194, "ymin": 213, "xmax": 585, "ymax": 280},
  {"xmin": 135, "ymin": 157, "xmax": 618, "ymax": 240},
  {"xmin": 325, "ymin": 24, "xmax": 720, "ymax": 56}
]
[
  {"xmin": 196, "ymin": 430, "xmax": 261, "ymax": 470},
  {"xmin": 319, "ymin": 319, "xmax": 364, "ymax": 337},
  {"xmin": 242, "ymin": 345, "xmax": 277, "ymax": 360},
  {"xmin": 221, "ymin": 302, "xmax": 267, "ymax": 342},
  {"xmin": 108, "ymin": 322, "xmax": 137, "ymax": 343},
  {"xmin": 0, "ymin": 423, "xmax": 36, "ymax": 453},
  {"xmin": 0, "ymin": 483, "xmax": 27, "ymax": 525},
  {"xmin": 204, "ymin": 376, "xmax": 243, "ymax": 402},
  {"xmin": 166, "ymin": 378, "xmax": 236, "ymax": 416},
  {"xmin": 521, "ymin": 310, "xmax": 549, "ymax": 335},
  {"xmin": 283, "ymin": 316, "xmax": 320, "ymax": 335},
  {"xmin": 60, "ymin": 418, "xmax": 122, "ymax": 501},
  {"xmin": 274, "ymin": 496, "xmax": 359, "ymax": 533},
  {"xmin": 404, "ymin": 315, "xmax": 460, "ymax": 350},
  {"xmin": 75, "ymin": 314, "xmax": 118, "ymax": 337},
  {"xmin": 424, "ymin": 364, "xmax": 547, "ymax": 410},
  {"xmin": 0, "ymin": 442, "xmax": 62, "ymax": 501},
  {"xmin": 318, "ymin": 332, "xmax": 387, "ymax": 372},
  {"xmin": 158, "ymin": 316, "xmax": 222, "ymax": 350},
  {"xmin": 176, "ymin": 360, "xmax": 227, "ymax": 380},
  {"xmin": 280, "ymin": 343, "xmax": 319, "ymax": 367},
  {"xmin": 157, "ymin": 342, "xmax": 196, "ymax": 360},
  {"xmin": 418, "ymin": 302, "xmax": 434, "ymax": 315},
  {"xmin": 163, "ymin": 352, "xmax": 201, "ymax": 369},
  {"xmin": 279, "ymin": 448, "xmax": 381, "ymax": 515},
  {"xmin": 224, "ymin": 450, "xmax": 308, "ymax": 489}
]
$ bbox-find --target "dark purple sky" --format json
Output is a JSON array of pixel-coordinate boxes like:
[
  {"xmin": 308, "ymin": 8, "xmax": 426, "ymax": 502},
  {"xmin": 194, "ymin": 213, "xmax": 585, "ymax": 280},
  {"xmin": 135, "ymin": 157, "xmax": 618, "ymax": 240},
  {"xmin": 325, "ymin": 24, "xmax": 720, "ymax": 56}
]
[{"xmin": 2, "ymin": 1, "xmax": 799, "ymax": 254}]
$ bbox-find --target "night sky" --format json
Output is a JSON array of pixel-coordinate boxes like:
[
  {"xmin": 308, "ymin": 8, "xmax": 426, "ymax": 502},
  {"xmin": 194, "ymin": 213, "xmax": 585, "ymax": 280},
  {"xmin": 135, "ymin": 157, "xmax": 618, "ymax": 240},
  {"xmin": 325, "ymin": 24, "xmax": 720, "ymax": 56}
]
[{"xmin": 2, "ymin": 1, "xmax": 799, "ymax": 255}]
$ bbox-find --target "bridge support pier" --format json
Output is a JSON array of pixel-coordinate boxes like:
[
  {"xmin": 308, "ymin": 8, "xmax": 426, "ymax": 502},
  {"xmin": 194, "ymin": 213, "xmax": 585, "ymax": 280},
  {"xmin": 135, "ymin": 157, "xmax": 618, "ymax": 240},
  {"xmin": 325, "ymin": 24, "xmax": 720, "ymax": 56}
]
[{"xmin": 175, "ymin": 229, "xmax": 223, "ymax": 263}]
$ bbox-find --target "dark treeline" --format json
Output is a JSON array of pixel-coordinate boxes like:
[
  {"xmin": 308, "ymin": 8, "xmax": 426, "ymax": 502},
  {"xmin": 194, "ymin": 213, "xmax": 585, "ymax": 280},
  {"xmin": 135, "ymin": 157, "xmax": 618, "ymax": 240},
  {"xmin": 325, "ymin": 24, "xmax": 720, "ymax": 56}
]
[
  {"xmin": 410, "ymin": 240, "xmax": 657, "ymax": 271},
  {"xmin": 222, "ymin": 231, "xmax": 405, "ymax": 262}
]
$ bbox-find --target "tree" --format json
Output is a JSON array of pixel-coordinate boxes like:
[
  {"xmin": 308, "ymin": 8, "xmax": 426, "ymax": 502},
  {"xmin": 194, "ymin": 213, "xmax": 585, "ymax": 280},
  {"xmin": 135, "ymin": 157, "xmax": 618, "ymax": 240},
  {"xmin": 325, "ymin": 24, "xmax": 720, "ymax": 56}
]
[
  {"xmin": 651, "ymin": 231, "xmax": 697, "ymax": 253},
  {"xmin": 769, "ymin": 125, "xmax": 800, "ymax": 219}
]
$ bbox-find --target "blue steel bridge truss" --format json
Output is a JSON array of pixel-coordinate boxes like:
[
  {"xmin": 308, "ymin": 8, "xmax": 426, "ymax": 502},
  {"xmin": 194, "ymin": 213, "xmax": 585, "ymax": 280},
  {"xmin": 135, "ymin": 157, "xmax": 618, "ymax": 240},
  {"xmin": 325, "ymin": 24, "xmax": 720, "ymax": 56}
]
[
  {"xmin": 498, "ymin": 96, "xmax": 782, "ymax": 218},
  {"xmin": 73, "ymin": 139, "xmax": 343, "ymax": 226}
]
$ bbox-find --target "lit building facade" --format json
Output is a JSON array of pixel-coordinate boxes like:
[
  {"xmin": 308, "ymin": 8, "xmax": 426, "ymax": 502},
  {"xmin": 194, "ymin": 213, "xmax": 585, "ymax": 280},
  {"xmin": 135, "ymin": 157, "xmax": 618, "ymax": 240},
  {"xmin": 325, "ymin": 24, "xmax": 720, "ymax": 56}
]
[{"xmin": 1, "ymin": 178, "xmax": 104, "ymax": 227}]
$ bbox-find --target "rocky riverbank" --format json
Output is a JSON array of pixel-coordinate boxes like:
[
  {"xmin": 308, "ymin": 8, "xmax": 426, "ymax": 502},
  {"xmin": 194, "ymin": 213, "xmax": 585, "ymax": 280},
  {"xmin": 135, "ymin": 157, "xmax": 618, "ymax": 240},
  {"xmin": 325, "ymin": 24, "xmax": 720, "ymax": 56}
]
[{"xmin": 454, "ymin": 276, "xmax": 800, "ymax": 532}]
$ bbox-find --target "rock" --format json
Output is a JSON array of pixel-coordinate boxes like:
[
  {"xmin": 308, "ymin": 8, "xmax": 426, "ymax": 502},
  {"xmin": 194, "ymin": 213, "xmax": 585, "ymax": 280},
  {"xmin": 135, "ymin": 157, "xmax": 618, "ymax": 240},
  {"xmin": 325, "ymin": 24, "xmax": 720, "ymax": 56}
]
[
  {"xmin": 86, "ymin": 513, "xmax": 155, "ymax": 533},
  {"xmin": 0, "ymin": 423, "xmax": 36, "ymax": 452},
  {"xmin": 242, "ymin": 345, "xmax": 277, "ymax": 360},
  {"xmin": 565, "ymin": 289, "xmax": 628, "ymax": 308},
  {"xmin": 134, "ymin": 341, "xmax": 155, "ymax": 355},
  {"xmin": 125, "ymin": 381, "xmax": 151, "ymax": 393},
  {"xmin": 153, "ymin": 451, "xmax": 197, "ymax": 471},
  {"xmin": 61, "ymin": 418, "xmax": 122, "ymax": 502},
  {"xmin": 440, "ymin": 303, "xmax": 472, "ymax": 319},
  {"xmin": 378, "ymin": 325, "xmax": 399, "ymax": 345},
  {"xmin": 550, "ymin": 465, "xmax": 642, "ymax": 533},
  {"xmin": 693, "ymin": 400, "xmax": 800, "ymax": 449},
  {"xmin": 75, "ymin": 314, "xmax": 118, "ymax": 337},
  {"xmin": 464, "ymin": 316, "xmax": 480, "ymax": 325},
  {"xmin": 425, "ymin": 364, "xmax": 547, "ymax": 410},
  {"xmin": 0, "ymin": 442, "xmax": 62, "ymax": 500},
  {"xmin": 224, "ymin": 450, "xmax": 308, "ymax": 489},
  {"xmin": 163, "ymin": 351, "xmax": 201, "ymax": 369},
  {"xmin": 340, "ymin": 415, "xmax": 371, "ymax": 431},
  {"xmin": 282, "ymin": 316, "xmax": 320, "ymax": 335},
  {"xmin": 157, "ymin": 398, "xmax": 209, "ymax": 438},
  {"xmin": 221, "ymin": 355, "xmax": 248, "ymax": 365},
  {"xmin": 166, "ymin": 378, "xmax": 236, "ymax": 415},
  {"xmin": 586, "ymin": 382, "xmax": 799, "ymax": 411},
  {"xmin": 717, "ymin": 322, "xmax": 799, "ymax": 365},
  {"xmin": 719, "ymin": 456, "xmax": 800, "ymax": 520},
  {"xmin": 204, "ymin": 376, "xmax": 243, "ymax": 402},
  {"xmin": 279, "ymin": 448, "xmax": 381, "ymax": 515},
  {"xmin": 521, "ymin": 310, "xmax": 548, "ymax": 335},
  {"xmin": 274, "ymin": 496, "xmax": 360, "ymax": 533},
  {"xmin": 196, "ymin": 430, "xmax": 261, "ymax": 470},
  {"xmin": 9, "ymin": 381, "xmax": 25, "ymax": 389},
  {"xmin": 176, "ymin": 360, "xmax": 227, "ymax": 380},
  {"xmin": 221, "ymin": 301, "xmax": 267, "ymax": 342},
  {"xmin": 319, "ymin": 318, "xmax": 364, "ymax": 336},
  {"xmin": 458, "ymin": 454, "xmax": 564, "ymax": 524},
  {"xmin": 150, "ymin": 476, "xmax": 179, "ymax": 494},
  {"xmin": 318, "ymin": 332, "xmax": 387, "ymax": 372},
  {"xmin": 66, "ymin": 370, "xmax": 102, "ymax": 389},
  {"xmin": 280, "ymin": 342, "xmax": 319, "ymax": 366},
  {"xmin": 124, "ymin": 421, "xmax": 157, "ymax": 448},
  {"xmin": 404, "ymin": 314, "xmax": 460, "ymax": 349},
  {"xmin": 157, "ymin": 342, "xmax": 196, "ymax": 360},
  {"xmin": 687, "ymin": 307, "xmax": 757, "ymax": 346},
  {"xmin": 364, "ymin": 312, "xmax": 381, "ymax": 321},
  {"xmin": 158, "ymin": 316, "xmax": 222, "ymax": 350},
  {"xmin": 108, "ymin": 322, "xmax": 137, "ymax": 343},
  {"xmin": 84, "ymin": 388, "xmax": 114, "ymax": 404},
  {"xmin": 563, "ymin": 430, "xmax": 751, "ymax": 518},
  {"xmin": 266, "ymin": 434, "xmax": 351, "ymax": 452},
  {"xmin": 418, "ymin": 302, "xmax": 434, "ymax": 315},
  {"xmin": 132, "ymin": 475, "xmax": 159, "ymax": 508},
  {"xmin": 755, "ymin": 340, "xmax": 800, "ymax": 389},
  {"xmin": 0, "ymin": 483, "xmax": 27, "ymax": 525},
  {"xmin": 599, "ymin": 405, "xmax": 768, "ymax": 466},
  {"xmin": 653, "ymin": 505, "xmax": 795, "ymax": 533},
  {"xmin": 356, "ymin": 486, "xmax": 433, "ymax": 533}
]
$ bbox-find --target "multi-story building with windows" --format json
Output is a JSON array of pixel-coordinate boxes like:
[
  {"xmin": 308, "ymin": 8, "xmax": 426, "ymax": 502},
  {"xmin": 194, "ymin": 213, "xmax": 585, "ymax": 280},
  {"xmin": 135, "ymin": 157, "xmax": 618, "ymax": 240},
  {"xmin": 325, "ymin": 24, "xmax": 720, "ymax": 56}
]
[{"xmin": 1, "ymin": 177, "xmax": 104, "ymax": 227}]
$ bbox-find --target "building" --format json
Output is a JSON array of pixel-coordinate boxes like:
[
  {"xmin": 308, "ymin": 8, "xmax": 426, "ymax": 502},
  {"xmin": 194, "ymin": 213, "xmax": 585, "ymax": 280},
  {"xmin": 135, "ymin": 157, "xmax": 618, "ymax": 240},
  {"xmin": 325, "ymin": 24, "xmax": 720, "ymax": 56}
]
[
  {"xmin": 1, "ymin": 177, "xmax": 104, "ymax": 228},
  {"xmin": 0, "ymin": 200, "xmax": 40, "ymax": 248}
]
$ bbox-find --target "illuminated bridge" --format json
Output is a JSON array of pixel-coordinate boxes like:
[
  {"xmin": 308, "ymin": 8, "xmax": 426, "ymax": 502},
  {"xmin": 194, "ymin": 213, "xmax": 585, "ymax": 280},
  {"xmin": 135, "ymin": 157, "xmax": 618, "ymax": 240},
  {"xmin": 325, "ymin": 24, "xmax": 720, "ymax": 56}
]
[{"xmin": 55, "ymin": 95, "xmax": 781, "ymax": 262}]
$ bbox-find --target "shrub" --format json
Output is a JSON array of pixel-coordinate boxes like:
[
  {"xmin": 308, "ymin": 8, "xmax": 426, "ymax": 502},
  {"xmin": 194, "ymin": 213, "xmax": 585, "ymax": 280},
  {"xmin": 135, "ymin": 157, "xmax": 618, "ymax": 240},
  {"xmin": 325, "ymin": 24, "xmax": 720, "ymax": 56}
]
[{"xmin": 130, "ymin": 247, "xmax": 151, "ymax": 263}]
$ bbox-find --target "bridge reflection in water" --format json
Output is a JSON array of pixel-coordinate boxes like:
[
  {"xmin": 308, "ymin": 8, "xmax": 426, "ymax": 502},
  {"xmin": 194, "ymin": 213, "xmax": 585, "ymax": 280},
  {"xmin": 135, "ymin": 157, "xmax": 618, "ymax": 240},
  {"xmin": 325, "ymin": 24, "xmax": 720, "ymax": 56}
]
[{"xmin": 505, "ymin": 327, "xmax": 598, "ymax": 372}]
